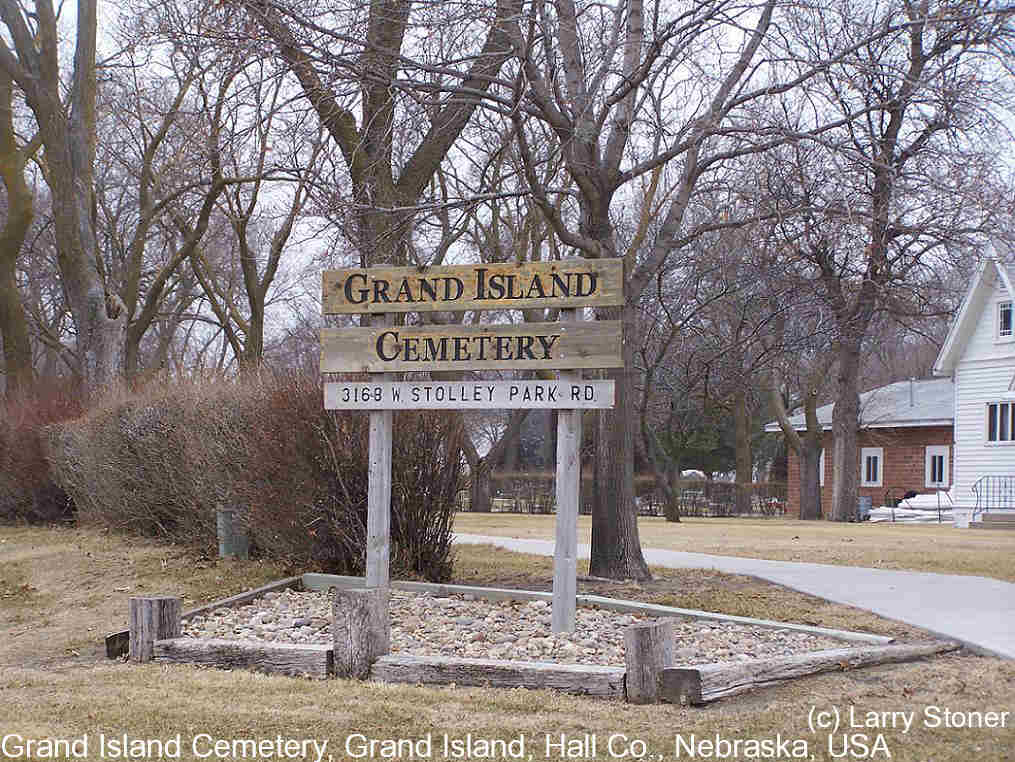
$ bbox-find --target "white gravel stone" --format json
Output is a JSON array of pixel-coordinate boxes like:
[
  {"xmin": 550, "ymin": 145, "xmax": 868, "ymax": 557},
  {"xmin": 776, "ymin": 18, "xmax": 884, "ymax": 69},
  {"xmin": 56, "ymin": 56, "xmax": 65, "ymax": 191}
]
[{"xmin": 182, "ymin": 588, "xmax": 848, "ymax": 666}]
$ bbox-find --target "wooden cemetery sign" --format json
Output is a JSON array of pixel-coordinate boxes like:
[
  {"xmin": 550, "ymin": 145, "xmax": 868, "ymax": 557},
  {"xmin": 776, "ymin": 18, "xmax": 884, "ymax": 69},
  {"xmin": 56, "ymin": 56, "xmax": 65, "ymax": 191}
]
[
  {"xmin": 321, "ymin": 321, "xmax": 622, "ymax": 373},
  {"xmin": 325, "ymin": 380, "xmax": 616, "ymax": 409},
  {"xmin": 323, "ymin": 260, "xmax": 624, "ymax": 314},
  {"xmin": 321, "ymin": 259, "xmax": 624, "ymax": 634}
]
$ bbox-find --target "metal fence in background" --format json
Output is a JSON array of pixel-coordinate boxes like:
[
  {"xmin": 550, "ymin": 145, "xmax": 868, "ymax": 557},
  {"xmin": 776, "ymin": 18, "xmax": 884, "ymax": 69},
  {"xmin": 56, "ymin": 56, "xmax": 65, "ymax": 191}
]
[{"xmin": 461, "ymin": 472, "xmax": 787, "ymax": 518}]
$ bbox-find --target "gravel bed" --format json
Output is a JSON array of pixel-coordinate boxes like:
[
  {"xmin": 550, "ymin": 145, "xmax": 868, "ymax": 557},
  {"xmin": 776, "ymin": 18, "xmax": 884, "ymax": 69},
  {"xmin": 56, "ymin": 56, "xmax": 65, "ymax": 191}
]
[{"xmin": 181, "ymin": 588, "xmax": 847, "ymax": 666}]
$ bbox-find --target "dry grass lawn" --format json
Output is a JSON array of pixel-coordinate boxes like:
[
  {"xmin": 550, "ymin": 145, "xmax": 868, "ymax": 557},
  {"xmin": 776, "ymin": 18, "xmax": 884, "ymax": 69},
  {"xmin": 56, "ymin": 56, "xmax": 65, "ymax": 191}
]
[
  {"xmin": 1, "ymin": 524, "xmax": 1012, "ymax": 762},
  {"xmin": 454, "ymin": 513, "xmax": 1015, "ymax": 582}
]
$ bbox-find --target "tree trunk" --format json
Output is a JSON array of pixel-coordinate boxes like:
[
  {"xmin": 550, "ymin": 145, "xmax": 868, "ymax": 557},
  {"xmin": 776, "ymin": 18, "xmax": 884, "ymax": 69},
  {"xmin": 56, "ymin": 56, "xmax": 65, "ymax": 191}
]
[
  {"xmin": 0, "ymin": 70, "xmax": 35, "ymax": 398},
  {"xmin": 590, "ymin": 303, "xmax": 650, "ymax": 580},
  {"xmin": 502, "ymin": 432, "xmax": 519, "ymax": 473},
  {"xmin": 798, "ymin": 439, "xmax": 822, "ymax": 520},
  {"xmin": 733, "ymin": 389, "xmax": 752, "ymax": 515},
  {"xmin": 0, "ymin": 232, "xmax": 32, "ymax": 398},
  {"xmin": 469, "ymin": 461, "xmax": 493, "ymax": 513},
  {"xmin": 546, "ymin": 410, "xmax": 558, "ymax": 470},
  {"xmin": 647, "ymin": 447, "xmax": 680, "ymax": 523},
  {"xmin": 767, "ymin": 361, "xmax": 831, "ymax": 522},
  {"xmin": 124, "ymin": 326, "xmax": 141, "ymax": 382},
  {"xmin": 10, "ymin": 0, "xmax": 125, "ymax": 393},
  {"xmin": 57, "ymin": 230, "xmax": 125, "ymax": 391},
  {"xmin": 496, "ymin": 414, "xmax": 523, "ymax": 473},
  {"xmin": 239, "ymin": 303, "xmax": 265, "ymax": 375},
  {"xmin": 830, "ymin": 336, "xmax": 863, "ymax": 521}
]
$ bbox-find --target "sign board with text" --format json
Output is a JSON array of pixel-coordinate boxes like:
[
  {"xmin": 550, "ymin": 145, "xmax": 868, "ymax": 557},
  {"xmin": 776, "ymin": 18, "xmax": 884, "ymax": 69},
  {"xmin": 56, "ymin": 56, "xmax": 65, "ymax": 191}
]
[
  {"xmin": 319, "ymin": 257, "xmax": 624, "ymax": 636},
  {"xmin": 321, "ymin": 321, "xmax": 622, "ymax": 373},
  {"xmin": 325, "ymin": 380, "xmax": 615, "ymax": 410},
  {"xmin": 322, "ymin": 260, "xmax": 624, "ymax": 314}
]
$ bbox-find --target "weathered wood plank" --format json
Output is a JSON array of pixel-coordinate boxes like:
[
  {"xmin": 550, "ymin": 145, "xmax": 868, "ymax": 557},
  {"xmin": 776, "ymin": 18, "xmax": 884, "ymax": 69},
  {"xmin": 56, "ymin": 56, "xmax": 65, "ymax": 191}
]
[
  {"xmin": 333, "ymin": 588, "xmax": 389, "ymax": 679},
  {"xmin": 658, "ymin": 641, "xmax": 960, "ymax": 705},
  {"xmin": 179, "ymin": 576, "xmax": 304, "ymax": 620},
  {"xmin": 300, "ymin": 572, "xmax": 368, "ymax": 591},
  {"xmin": 366, "ymin": 405, "xmax": 392, "ymax": 588},
  {"xmin": 106, "ymin": 576, "xmax": 302, "ymax": 659},
  {"xmin": 365, "ymin": 312, "xmax": 393, "ymax": 590},
  {"xmin": 576, "ymin": 594, "xmax": 895, "ymax": 645},
  {"xmin": 367, "ymin": 414, "xmax": 393, "ymax": 587},
  {"xmin": 325, "ymin": 380, "xmax": 615, "ymax": 410},
  {"xmin": 129, "ymin": 596, "xmax": 181, "ymax": 663},
  {"xmin": 552, "ymin": 308, "xmax": 580, "ymax": 633},
  {"xmin": 371, "ymin": 654, "xmax": 626, "ymax": 698},
  {"xmin": 323, "ymin": 260, "xmax": 624, "ymax": 314},
  {"xmin": 624, "ymin": 620, "xmax": 675, "ymax": 704},
  {"xmin": 320, "ymin": 321, "xmax": 623, "ymax": 373},
  {"xmin": 301, "ymin": 574, "xmax": 554, "ymax": 602},
  {"xmin": 153, "ymin": 638, "xmax": 332, "ymax": 679}
]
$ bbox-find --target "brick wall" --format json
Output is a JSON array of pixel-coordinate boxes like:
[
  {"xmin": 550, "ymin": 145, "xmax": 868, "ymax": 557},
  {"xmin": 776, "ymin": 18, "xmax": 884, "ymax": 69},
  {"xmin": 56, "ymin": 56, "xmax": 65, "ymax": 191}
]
[{"xmin": 786, "ymin": 426, "xmax": 954, "ymax": 518}]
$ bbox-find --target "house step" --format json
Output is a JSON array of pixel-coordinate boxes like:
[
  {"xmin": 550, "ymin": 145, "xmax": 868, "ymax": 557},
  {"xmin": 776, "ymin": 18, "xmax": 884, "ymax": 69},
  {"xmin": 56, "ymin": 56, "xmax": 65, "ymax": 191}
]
[
  {"xmin": 971, "ymin": 514, "xmax": 1015, "ymax": 530},
  {"xmin": 971, "ymin": 522, "xmax": 1015, "ymax": 530}
]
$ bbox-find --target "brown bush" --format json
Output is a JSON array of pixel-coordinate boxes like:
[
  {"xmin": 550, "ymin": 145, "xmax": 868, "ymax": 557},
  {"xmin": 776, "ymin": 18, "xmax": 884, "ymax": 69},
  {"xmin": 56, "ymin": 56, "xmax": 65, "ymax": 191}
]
[
  {"xmin": 233, "ymin": 373, "xmax": 370, "ymax": 573},
  {"xmin": 238, "ymin": 376, "xmax": 464, "ymax": 580},
  {"xmin": 389, "ymin": 409, "xmax": 463, "ymax": 581},
  {"xmin": 44, "ymin": 373, "xmax": 464, "ymax": 580},
  {"xmin": 45, "ymin": 381, "xmax": 225, "ymax": 546},
  {"xmin": 0, "ymin": 384, "xmax": 82, "ymax": 523}
]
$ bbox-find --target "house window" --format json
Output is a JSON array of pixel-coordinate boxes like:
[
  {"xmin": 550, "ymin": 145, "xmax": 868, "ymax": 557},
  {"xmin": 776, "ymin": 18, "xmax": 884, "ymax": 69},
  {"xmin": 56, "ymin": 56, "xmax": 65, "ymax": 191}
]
[
  {"xmin": 860, "ymin": 447, "xmax": 883, "ymax": 487},
  {"xmin": 925, "ymin": 445, "xmax": 949, "ymax": 487},
  {"xmin": 987, "ymin": 402, "xmax": 1015, "ymax": 443},
  {"xmin": 1000, "ymin": 301, "xmax": 1013, "ymax": 340},
  {"xmin": 819, "ymin": 449, "xmax": 825, "ymax": 487}
]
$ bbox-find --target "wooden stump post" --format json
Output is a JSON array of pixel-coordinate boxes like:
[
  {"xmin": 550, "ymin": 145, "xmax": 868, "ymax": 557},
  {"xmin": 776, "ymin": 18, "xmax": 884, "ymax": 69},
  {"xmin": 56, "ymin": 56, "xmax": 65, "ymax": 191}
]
[
  {"xmin": 552, "ymin": 306, "xmax": 582, "ymax": 634},
  {"xmin": 333, "ymin": 588, "xmax": 389, "ymax": 679},
  {"xmin": 129, "ymin": 596, "xmax": 181, "ymax": 663},
  {"xmin": 624, "ymin": 620, "xmax": 675, "ymax": 704}
]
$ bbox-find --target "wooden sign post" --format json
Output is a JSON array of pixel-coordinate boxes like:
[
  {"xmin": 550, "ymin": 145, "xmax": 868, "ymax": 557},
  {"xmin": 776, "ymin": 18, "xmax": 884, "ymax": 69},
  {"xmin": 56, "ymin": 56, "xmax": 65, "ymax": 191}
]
[
  {"xmin": 366, "ymin": 313, "xmax": 392, "ymax": 590},
  {"xmin": 322, "ymin": 259, "xmax": 624, "ymax": 634},
  {"xmin": 552, "ymin": 307, "xmax": 581, "ymax": 632}
]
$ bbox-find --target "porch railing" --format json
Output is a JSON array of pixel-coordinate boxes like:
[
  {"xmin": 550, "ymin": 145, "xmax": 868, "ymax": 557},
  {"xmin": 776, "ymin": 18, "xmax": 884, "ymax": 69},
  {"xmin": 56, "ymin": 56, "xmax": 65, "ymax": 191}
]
[{"xmin": 971, "ymin": 475, "xmax": 1015, "ymax": 522}]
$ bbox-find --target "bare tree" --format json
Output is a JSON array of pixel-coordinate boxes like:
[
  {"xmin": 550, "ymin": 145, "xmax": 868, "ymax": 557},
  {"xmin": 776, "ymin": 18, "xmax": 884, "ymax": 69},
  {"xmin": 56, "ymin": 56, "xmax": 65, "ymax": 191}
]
[
  {"xmin": 762, "ymin": 1, "xmax": 1014, "ymax": 520},
  {"xmin": 0, "ymin": 0, "xmax": 127, "ymax": 391},
  {"xmin": 96, "ymin": 27, "xmax": 242, "ymax": 380},
  {"xmin": 245, "ymin": 0, "xmax": 523, "ymax": 266},
  {"xmin": 501, "ymin": 0, "xmax": 836, "ymax": 577},
  {"xmin": 185, "ymin": 56, "xmax": 325, "ymax": 373}
]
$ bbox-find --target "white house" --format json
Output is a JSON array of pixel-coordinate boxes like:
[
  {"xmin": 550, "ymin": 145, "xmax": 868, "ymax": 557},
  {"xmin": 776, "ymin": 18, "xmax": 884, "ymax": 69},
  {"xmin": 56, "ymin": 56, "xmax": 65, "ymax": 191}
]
[{"xmin": 932, "ymin": 254, "xmax": 1015, "ymax": 527}]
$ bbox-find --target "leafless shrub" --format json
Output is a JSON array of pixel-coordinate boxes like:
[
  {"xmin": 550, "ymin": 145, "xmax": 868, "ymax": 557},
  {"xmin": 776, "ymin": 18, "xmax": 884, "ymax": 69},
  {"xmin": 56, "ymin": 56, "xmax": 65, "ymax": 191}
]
[
  {"xmin": 0, "ymin": 383, "xmax": 82, "ymax": 523},
  {"xmin": 44, "ymin": 373, "xmax": 463, "ymax": 580}
]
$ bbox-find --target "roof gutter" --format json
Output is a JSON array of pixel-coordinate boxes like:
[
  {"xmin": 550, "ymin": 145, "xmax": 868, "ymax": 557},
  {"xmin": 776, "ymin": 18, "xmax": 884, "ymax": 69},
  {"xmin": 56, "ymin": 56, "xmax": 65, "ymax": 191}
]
[{"xmin": 763, "ymin": 418, "xmax": 954, "ymax": 433}]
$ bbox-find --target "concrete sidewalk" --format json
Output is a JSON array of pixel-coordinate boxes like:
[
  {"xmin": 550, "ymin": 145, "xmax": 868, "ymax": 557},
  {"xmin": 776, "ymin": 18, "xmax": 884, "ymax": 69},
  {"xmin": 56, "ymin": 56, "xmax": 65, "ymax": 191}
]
[{"xmin": 454, "ymin": 532, "xmax": 1015, "ymax": 659}]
